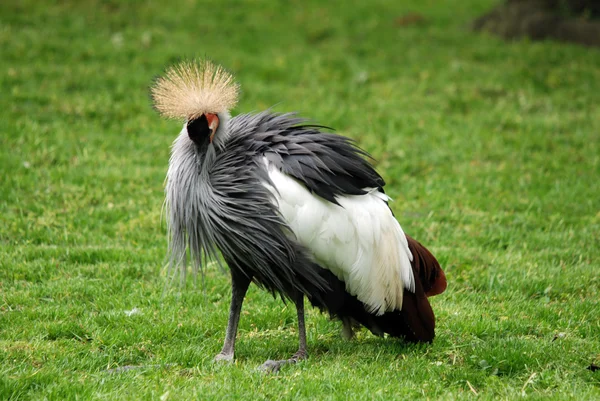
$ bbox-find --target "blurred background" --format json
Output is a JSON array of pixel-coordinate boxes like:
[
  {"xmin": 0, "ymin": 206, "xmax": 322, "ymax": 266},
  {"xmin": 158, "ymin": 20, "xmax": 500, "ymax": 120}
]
[
  {"xmin": 1, "ymin": 0, "xmax": 599, "ymax": 398},
  {"xmin": 2, "ymin": 0, "xmax": 598, "ymax": 250}
]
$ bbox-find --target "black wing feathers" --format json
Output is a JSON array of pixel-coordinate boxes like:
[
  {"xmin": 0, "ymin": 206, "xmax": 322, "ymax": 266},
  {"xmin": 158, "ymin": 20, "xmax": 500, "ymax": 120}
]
[{"xmin": 236, "ymin": 112, "xmax": 385, "ymax": 203}]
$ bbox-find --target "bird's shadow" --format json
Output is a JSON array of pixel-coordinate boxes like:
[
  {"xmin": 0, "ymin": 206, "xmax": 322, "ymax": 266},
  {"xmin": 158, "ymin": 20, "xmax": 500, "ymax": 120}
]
[{"xmin": 235, "ymin": 328, "xmax": 430, "ymax": 367}]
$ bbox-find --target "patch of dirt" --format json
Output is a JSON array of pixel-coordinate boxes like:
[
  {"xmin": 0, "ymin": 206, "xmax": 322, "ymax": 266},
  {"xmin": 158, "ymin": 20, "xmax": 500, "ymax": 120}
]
[{"xmin": 473, "ymin": 0, "xmax": 600, "ymax": 47}]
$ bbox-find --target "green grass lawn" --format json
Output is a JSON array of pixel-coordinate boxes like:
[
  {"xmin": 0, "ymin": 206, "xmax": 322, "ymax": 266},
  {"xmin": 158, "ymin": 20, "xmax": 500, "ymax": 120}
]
[{"xmin": 1, "ymin": 0, "xmax": 599, "ymax": 399}]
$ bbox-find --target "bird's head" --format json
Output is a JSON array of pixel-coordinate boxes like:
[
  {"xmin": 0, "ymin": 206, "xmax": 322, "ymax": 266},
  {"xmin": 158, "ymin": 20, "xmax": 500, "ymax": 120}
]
[{"xmin": 151, "ymin": 59, "xmax": 240, "ymax": 148}]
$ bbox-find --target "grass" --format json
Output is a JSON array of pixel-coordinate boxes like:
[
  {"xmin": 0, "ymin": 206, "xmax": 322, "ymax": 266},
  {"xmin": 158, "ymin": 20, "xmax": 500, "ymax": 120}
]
[{"xmin": 1, "ymin": 0, "xmax": 599, "ymax": 399}]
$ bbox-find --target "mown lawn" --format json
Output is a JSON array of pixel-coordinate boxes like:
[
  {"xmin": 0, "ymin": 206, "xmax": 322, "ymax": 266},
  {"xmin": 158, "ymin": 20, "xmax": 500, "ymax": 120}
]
[{"xmin": 1, "ymin": 0, "xmax": 599, "ymax": 399}]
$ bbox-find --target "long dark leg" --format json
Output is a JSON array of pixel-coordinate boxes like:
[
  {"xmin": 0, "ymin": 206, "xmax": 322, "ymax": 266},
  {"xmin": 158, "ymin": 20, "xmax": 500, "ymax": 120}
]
[
  {"xmin": 214, "ymin": 268, "xmax": 251, "ymax": 362},
  {"xmin": 259, "ymin": 293, "xmax": 307, "ymax": 373},
  {"xmin": 294, "ymin": 295, "xmax": 308, "ymax": 360}
]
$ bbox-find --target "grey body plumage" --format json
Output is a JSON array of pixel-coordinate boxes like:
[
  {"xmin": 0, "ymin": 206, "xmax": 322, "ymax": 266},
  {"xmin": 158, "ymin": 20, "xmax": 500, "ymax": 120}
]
[
  {"xmin": 165, "ymin": 112, "xmax": 379, "ymax": 298},
  {"xmin": 154, "ymin": 60, "xmax": 446, "ymax": 372}
]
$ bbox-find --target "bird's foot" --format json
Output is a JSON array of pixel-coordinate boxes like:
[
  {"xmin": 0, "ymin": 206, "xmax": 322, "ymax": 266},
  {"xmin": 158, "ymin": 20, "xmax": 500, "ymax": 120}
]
[
  {"xmin": 258, "ymin": 350, "xmax": 306, "ymax": 373},
  {"xmin": 214, "ymin": 351, "xmax": 234, "ymax": 363}
]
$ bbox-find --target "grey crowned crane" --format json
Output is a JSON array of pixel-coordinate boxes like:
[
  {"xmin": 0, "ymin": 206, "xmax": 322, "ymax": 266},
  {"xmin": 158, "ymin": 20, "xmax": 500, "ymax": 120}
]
[{"xmin": 151, "ymin": 59, "xmax": 447, "ymax": 372}]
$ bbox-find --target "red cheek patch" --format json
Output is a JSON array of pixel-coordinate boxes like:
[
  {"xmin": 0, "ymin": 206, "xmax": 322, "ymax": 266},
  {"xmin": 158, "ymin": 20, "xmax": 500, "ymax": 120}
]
[{"xmin": 205, "ymin": 113, "xmax": 218, "ymax": 127}]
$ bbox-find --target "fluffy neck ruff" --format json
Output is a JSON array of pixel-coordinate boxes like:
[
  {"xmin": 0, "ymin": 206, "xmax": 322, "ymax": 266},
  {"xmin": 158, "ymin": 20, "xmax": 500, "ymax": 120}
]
[{"xmin": 164, "ymin": 128, "xmax": 220, "ymax": 281}]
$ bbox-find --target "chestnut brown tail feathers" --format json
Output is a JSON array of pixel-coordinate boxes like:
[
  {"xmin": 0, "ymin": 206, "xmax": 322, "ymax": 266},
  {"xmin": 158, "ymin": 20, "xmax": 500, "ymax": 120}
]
[{"xmin": 407, "ymin": 235, "xmax": 447, "ymax": 297}]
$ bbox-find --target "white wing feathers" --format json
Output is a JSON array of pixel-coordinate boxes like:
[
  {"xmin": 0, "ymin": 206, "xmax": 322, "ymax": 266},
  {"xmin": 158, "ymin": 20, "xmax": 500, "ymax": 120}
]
[{"xmin": 263, "ymin": 159, "xmax": 415, "ymax": 315}]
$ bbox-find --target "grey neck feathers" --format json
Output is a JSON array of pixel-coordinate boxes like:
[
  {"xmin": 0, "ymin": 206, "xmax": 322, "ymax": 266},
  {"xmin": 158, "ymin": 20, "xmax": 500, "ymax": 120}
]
[{"xmin": 164, "ymin": 129, "xmax": 222, "ymax": 282}]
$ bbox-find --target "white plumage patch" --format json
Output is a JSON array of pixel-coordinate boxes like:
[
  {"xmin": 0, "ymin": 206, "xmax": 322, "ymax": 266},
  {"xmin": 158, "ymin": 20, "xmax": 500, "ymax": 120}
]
[{"xmin": 263, "ymin": 159, "xmax": 415, "ymax": 315}]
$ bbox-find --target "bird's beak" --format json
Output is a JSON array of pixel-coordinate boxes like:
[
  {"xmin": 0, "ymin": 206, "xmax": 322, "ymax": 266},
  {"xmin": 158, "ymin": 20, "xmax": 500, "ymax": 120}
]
[{"xmin": 204, "ymin": 113, "xmax": 219, "ymax": 143}]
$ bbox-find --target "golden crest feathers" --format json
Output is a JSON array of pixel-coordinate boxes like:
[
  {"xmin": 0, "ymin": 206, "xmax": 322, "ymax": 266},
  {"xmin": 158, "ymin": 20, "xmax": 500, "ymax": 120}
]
[{"xmin": 151, "ymin": 59, "xmax": 240, "ymax": 120}]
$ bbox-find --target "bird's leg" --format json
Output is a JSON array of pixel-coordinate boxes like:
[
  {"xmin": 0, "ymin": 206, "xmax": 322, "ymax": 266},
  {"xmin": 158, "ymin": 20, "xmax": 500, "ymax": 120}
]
[
  {"xmin": 290, "ymin": 293, "xmax": 308, "ymax": 361},
  {"xmin": 259, "ymin": 293, "xmax": 307, "ymax": 373},
  {"xmin": 214, "ymin": 269, "xmax": 251, "ymax": 363}
]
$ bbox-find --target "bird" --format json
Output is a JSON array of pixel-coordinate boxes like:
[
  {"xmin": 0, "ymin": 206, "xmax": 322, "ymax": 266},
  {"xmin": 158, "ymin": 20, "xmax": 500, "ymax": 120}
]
[{"xmin": 151, "ymin": 59, "xmax": 447, "ymax": 372}]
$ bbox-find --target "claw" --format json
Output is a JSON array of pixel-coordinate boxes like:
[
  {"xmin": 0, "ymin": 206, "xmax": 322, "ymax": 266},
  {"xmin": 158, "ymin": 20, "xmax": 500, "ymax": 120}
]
[
  {"xmin": 258, "ymin": 358, "xmax": 298, "ymax": 373},
  {"xmin": 214, "ymin": 352, "xmax": 234, "ymax": 363},
  {"xmin": 258, "ymin": 359, "xmax": 284, "ymax": 373},
  {"xmin": 258, "ymin": 351, "xmax": 306, "ymax": 373}
]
